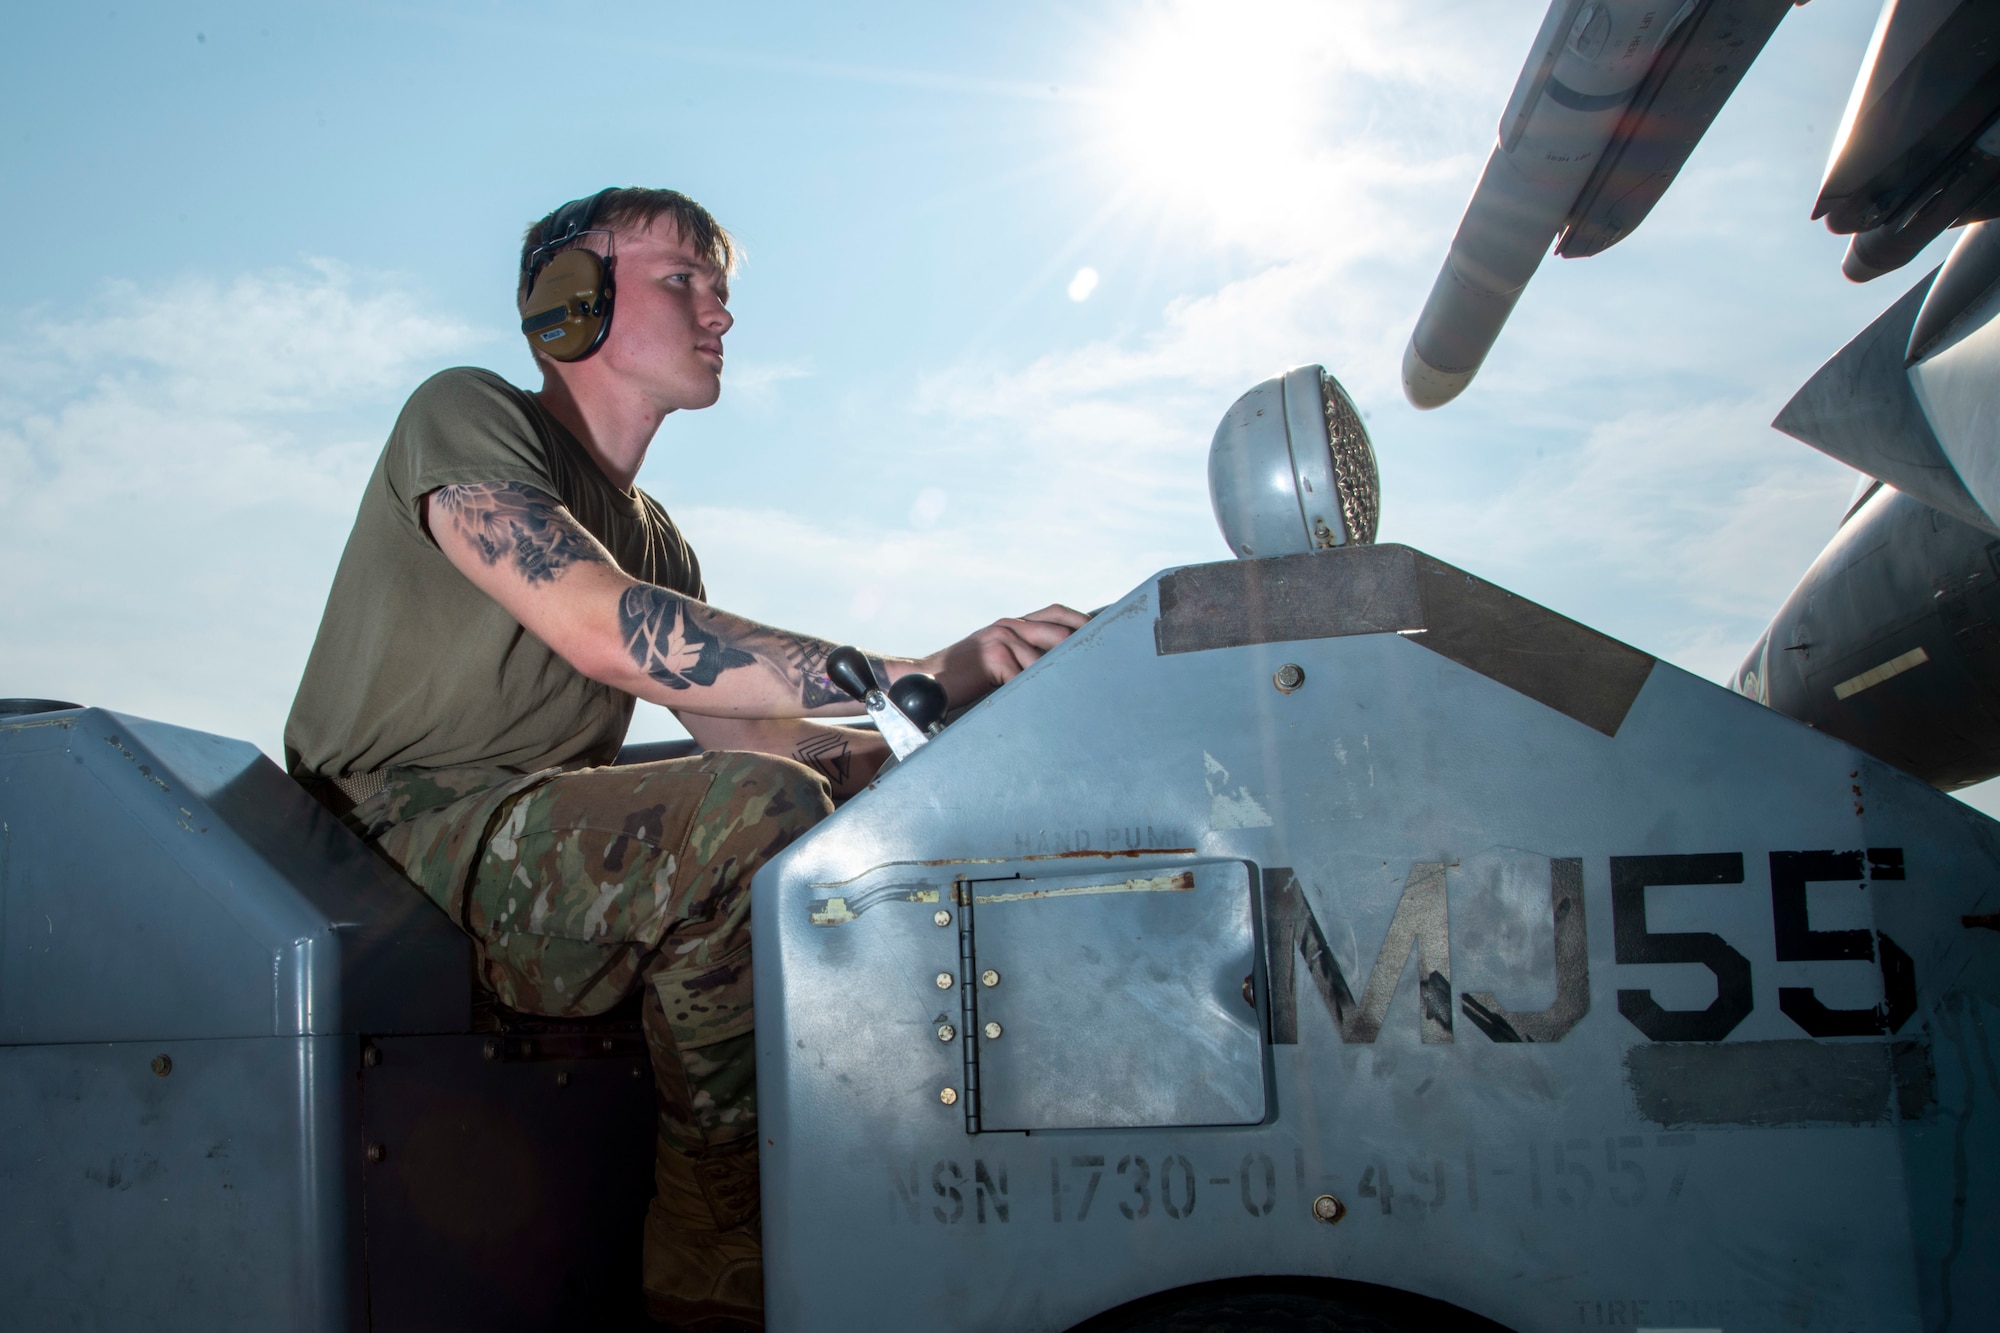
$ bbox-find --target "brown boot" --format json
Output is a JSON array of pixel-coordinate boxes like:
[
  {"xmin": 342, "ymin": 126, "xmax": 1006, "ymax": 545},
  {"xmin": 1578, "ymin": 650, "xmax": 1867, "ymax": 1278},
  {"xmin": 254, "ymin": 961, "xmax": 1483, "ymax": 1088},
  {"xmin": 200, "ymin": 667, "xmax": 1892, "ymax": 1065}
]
[{"xmin": 643, "ymin": 1137, "xmax": 764, "ymax": 1332}]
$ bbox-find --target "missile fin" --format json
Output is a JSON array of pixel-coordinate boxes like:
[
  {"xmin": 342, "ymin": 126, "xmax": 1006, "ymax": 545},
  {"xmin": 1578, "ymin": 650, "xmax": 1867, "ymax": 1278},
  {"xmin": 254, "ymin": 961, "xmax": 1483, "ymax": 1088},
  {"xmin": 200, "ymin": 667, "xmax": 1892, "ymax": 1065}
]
[{"xmin": 1772, "ymin": 266, "xmax": 1998, "ymax": 535}]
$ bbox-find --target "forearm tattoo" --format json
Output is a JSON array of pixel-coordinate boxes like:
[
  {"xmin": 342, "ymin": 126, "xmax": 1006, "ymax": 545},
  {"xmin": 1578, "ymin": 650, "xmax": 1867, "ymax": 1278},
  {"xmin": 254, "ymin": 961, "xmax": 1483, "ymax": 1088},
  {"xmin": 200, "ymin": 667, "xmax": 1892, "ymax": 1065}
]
[
  {"xmin": 780, "ymin": 633, "xmax": 885, "ymax": 708},
  {"xmin": 431, "ymin": 482, "xmax": 609, "ymax": 584},
  {"xmin": 619, "ymin": 585, "xmax": 757, "ymax": 690},
  {"xmin": 794, "ymin": 730, "xmax": 853, "ymax": 787}
]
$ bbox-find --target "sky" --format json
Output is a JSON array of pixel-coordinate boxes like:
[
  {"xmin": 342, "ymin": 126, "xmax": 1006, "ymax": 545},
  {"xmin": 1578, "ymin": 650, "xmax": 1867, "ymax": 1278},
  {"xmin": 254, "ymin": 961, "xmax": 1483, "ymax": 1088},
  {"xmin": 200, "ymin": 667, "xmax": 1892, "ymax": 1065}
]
[{"xmin": 5, "ymin": 0, "xmax": 1992, "ymax": 810}]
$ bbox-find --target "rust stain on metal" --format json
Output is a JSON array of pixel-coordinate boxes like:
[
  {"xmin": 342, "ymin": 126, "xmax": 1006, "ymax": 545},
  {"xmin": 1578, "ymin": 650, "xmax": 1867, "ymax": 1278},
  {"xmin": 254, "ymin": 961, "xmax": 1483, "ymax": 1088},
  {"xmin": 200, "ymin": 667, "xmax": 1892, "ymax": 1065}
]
[
  {"xmin": 811, "ymin": 846, "xmax": 1198, "ymax": 886},
  {"xmin": 0, "ymin": 716, "xmax": 77, "ymax": 734},
  {"xmin": 974, "ymin": 870, "xmax": 1195, "ymax": 906},
  {"xmin": 1030, "ymin": 847, "xmax": 1197, "ymax": 860},
  {"xmin": 807, "ymin": 883, "xmax": 941, "ymax": 926}
]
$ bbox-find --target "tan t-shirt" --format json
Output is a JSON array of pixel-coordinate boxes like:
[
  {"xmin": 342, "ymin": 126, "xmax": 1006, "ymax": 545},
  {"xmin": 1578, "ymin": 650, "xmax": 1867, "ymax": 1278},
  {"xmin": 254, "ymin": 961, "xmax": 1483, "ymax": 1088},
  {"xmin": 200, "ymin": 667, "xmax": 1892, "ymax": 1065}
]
[{"xmin": 284, "ymin": 367, "xmax": 704, "ymax": 779}]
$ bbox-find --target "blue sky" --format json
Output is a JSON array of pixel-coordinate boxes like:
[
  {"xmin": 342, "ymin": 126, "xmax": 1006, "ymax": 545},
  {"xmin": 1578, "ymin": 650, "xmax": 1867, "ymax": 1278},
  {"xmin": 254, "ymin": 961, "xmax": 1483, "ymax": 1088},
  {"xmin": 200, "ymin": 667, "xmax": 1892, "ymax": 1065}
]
[{"xmin": 7, "ymin": 0, "xmax": 1987, "ymax": 807}]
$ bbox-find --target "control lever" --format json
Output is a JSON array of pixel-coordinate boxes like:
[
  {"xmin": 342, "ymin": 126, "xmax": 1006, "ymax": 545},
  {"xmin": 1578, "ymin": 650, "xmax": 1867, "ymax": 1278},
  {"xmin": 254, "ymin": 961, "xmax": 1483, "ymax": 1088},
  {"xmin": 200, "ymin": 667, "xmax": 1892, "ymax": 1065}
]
[{"xmin": 824, "ymin": 646, "xmax": 942, "ymax": 760}]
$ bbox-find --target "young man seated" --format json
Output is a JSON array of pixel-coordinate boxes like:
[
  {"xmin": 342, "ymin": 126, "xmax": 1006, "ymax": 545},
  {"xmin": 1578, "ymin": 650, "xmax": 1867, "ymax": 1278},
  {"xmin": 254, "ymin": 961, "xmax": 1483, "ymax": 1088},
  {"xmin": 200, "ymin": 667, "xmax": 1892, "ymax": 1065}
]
[{"xmin": 284, "ymin": 187, "xmax": 1082, "ymax": 1330}]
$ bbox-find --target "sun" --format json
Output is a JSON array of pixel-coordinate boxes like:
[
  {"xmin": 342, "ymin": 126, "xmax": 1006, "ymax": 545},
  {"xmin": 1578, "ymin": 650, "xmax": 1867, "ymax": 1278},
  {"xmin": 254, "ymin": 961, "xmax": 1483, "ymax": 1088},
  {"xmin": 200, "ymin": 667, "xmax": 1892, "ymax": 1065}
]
[{"xmin": 1089, "ymin": 1, "xmax": 1329, "ymax": 240}]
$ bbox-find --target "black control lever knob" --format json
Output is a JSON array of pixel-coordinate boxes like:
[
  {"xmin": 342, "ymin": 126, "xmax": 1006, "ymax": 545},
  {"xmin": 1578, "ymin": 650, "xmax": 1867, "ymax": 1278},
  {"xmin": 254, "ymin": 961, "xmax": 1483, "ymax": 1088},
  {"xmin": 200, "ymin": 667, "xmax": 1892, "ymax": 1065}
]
[
  {"xmin": 824, "ymin": 646, "xmax": 877, "ymax": 703},
  {"xmin": 887, "ymin": 673, "xmax": 948, "ymax": 733}
]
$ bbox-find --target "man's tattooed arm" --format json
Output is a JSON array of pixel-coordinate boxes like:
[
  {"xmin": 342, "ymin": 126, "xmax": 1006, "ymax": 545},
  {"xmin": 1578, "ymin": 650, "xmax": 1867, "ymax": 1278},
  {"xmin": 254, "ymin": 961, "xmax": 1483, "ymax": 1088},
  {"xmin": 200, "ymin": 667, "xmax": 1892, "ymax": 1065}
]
[
  {"xmin": 793, "ymin": 728, "xmax": 853, "ymax": 788},
  {"xmin": 779, "ymin": 632, "xmax": 887, "ymax": 709},
  {"xmin": 618, "ymin": 585, "xmax": 759, "ymax": 691},
  {"xmin": 425, "ymin": 483, "xmax": 907, "ymax": 717},
  {"xmin": 428, "ymin": 482, "xmax": 611, "ymax": 584},
  {"xmin": 618, "ymin": 588, "xmax": 888, "ymax": 712},
  {"xmin": 674, "ymin": 714, "xmax": 884, "ymax": 797}
]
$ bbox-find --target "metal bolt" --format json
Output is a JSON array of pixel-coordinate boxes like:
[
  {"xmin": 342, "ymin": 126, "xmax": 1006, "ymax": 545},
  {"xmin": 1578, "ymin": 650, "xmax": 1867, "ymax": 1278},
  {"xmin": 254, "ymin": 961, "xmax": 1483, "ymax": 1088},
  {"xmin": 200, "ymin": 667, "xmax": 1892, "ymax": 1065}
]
[
  {"xmin": 1273, "ymin": 663, "xmax": 1306, "ymax": 694},
  {"xmin": 482, "ymin": 1038, "xmax": 499, "ymax": 1062},
  {"xmin": 983, "ymin": 1022, "xmax": 1002, "ymax": 1040},
  {"xmin": 555, "ymin": 1071, "xmax": 570, "ymax": 1088},
  {"xmin": 366, "ymin": 1143, "xmax": 387, "ymax": 1164},
  {"xmin": 933, "ymin": 909, "xmax": 952, "ymax": 927},
  {"xmin": 935, "ymin": 971, "xmax": 954, "ymax": 990},
  {"xmin": 601, "ymin": 1037, "xmax": 615, "ymax": 1053},
  {"xmin": 1312, "ymin": 1194, "xmax": 1346, "ymax": 1224},
  {"xmin": 630, "ymin": 1066, "xmax": 643, "ymax": 1080},
  {"xmin": 362, "ymin": 1044, "xmax": 381, "ymax": 1068},
  {"xmin": 939, "ymin": 1087, "xmax": 959, "ymax": 1106},
  {"xmin": 150, "ymin": 1055, "xmax": 172, "ymax": 1077},
  {"xmin": 936, "ymin": 1023, "xmax": 956, "ymax": 1043},
  {"xmin": 981, "ymin": 969, "xmax": 1001, "ymax": 988}
]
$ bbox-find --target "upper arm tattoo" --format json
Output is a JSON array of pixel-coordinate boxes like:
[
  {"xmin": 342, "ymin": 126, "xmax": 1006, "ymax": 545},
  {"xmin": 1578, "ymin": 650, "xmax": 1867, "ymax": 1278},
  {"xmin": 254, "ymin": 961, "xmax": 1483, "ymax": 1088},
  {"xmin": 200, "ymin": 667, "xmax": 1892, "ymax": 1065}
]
[
  {"xmin": 430, "ymin": 481, "xmax": 610, "ymax": 585},
  {"xmin": 620, "ymin": 585, "xmax": 758, "ymax": 690}
]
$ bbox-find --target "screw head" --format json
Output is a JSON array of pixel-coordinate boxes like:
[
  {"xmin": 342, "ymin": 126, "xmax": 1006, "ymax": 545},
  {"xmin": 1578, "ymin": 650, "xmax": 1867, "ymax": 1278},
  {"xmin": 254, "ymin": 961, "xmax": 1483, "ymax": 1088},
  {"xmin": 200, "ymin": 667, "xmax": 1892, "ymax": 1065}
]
[
  {"xmin": 939, "ymin": 1087, "xmax": 959, "ymax": 1106},
  {"xmin": 934, "ymin": 971, "xmax": 954, "ymax": 990},
  {"xmin": 983, "ymin": 1021, "xmax": 1002, "ymax": 1040},
  {"xmin": 1312, "ymin": 1193, "xmax": 1346, "ymax": 1224},
  {"xmin": 366, "ymin": 1143, "xmax": 387, "ymax": 1164},
  {"xmin": 555, "ymin": 1071, "xmax": 570, "ymax": 1088},
  {"xmin": 601, "ymin": 1037, "xmax": 615, "ymax": 1053},
  {"xmin": 482, "ymin": 1038, "xmax": 499, "ymax": 1062},
  {"xmin": 1273, "ymin": 663, "xmax": 1306, "ymax": 694},
  {"xmin": 934, "ymin": 909, "xmax": 952, "ymax": 927},
  {"xmin": 981, "ymin": 969, "xmax": 1001, "ymax": 988},
  {"xmin": 936, "ymin": 1023, "xmax": 956, "ymax": 1042},
  {"xmin": 362, "ymin": 1044, "xmax": 381, "ymax": 1068},
  {"xmin": 150, "ymin": 1055, "xmax": 172, "ymax": 1077}
]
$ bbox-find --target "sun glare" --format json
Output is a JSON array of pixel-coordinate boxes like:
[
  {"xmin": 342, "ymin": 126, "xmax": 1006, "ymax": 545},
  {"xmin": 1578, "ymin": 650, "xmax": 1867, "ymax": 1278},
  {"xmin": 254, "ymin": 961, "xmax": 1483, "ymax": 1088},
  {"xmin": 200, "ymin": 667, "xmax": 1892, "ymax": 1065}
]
[{"xmin": 1093, "ymin": 3, "xmax": 1327, "ymax": 239}]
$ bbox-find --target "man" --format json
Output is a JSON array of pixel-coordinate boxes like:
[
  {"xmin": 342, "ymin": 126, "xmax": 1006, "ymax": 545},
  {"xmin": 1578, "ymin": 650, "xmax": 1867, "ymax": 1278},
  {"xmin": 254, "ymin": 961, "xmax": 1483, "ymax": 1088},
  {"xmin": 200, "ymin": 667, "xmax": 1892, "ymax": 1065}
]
[{"xmin": 285, "ymin": 187, "xmax": 1082, "ymax": 1330}]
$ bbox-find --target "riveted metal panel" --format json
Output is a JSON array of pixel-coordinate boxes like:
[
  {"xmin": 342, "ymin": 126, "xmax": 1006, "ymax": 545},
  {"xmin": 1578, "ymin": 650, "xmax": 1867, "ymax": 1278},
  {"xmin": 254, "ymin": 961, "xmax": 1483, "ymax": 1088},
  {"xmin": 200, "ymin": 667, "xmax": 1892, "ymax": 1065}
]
[{"xmin": 968, "ymin": 860, "xmax": 1264, "ymax": 1132}]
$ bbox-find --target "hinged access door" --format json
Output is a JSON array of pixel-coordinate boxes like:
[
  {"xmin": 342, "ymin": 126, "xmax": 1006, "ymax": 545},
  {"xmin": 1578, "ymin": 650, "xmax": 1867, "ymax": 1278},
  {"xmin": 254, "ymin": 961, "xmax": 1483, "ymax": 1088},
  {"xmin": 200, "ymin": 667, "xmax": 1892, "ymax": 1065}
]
[{"xmin": 960, "ymin": 859, "xmax": 1265, "ymax": 1132}]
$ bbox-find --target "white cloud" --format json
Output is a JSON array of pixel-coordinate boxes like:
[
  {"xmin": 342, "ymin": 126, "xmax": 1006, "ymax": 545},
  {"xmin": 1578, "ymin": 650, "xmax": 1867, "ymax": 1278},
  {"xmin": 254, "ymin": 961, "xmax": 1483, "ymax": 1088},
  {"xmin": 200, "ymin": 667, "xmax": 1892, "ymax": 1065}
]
[{"xmin": 0, "ymin": 265, "xmax": 483, "ymax": 756}]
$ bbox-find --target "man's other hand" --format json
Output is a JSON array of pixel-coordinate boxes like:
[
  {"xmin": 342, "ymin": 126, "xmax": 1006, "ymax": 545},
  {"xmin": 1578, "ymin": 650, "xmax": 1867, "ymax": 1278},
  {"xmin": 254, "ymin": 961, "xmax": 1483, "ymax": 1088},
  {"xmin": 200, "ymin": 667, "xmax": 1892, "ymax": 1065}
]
[{"xmin": 914, "ymin": 605, "xmax": 1089, "ymax": 707}]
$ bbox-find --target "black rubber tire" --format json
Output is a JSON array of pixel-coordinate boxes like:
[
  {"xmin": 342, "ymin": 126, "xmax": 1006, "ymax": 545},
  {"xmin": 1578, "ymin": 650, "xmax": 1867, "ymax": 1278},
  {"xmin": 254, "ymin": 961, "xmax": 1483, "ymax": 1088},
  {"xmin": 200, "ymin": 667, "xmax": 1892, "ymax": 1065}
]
[{"xmin": 1065, "ymin": 1277, "xmax": 1513, "ymax": 1333}]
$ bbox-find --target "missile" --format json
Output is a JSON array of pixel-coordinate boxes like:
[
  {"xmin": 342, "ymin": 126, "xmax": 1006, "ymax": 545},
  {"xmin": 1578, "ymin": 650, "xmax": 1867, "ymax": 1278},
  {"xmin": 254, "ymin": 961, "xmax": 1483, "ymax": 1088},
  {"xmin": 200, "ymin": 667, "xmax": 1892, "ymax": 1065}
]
[
  {"xmin": 1733, "ymin": 482, "xmax": 2000, "ymax": 790},
  {"xmin": 1774, "ymin": 220, "xmax": 2000, "ymax": 534},
  {"xmin": 1815, "ymin": 0, "xmax": 2000, "ymax": 284},
  {"xmin": 1403, "ymin": 0, "xmax": 1793, "ymax": 409}
]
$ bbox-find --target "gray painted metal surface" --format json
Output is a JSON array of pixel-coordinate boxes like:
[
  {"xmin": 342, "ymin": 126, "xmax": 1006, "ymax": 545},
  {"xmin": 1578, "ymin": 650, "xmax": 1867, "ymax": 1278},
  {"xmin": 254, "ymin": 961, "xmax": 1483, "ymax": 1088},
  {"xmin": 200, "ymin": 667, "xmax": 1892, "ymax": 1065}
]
[
  {"xmin": 0, "ymin": 709, "xmax": 467, "ymax": 1044},
  {"xmin": 757, "ymin": 545, "xmax": 2000, "ymax": 1331},
  {"xmin": 1, "ymin": 1035, "xmax": 357, "ymax": 1331},
  {"xmin": 1207, "ymin": 367, "xmax": 1378, "ymax": 561},
  {"xmin": 0, "ymin": 708, "xmax": 656, "ymax": 1331}
]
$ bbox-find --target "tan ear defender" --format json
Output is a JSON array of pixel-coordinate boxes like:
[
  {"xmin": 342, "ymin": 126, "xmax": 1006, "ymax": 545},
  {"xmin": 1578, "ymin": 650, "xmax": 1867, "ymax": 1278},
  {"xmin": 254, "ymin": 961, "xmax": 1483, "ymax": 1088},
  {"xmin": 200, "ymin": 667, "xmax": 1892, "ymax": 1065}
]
[
  {"xmin": 520, "ymin": 247, "xmax": 612, "ymax": 361},
  {"xmin": 520, "ymin": 190, "xmax": 615, "ymax": 362}
]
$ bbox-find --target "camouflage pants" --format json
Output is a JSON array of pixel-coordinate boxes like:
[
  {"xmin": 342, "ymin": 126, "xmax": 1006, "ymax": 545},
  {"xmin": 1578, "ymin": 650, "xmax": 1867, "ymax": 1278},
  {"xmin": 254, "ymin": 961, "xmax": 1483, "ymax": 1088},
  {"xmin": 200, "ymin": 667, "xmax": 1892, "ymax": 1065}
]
[{"xmin": 351, "ymin": 751, "xmax": 832, "ymax": 1183}]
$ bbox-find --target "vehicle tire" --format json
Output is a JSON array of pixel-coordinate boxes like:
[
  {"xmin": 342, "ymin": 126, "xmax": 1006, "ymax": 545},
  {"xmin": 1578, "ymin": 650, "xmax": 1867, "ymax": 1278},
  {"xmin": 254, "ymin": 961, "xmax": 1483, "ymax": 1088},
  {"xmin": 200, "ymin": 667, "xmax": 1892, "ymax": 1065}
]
[{"xmin": 1065, "ymin": 1276, "xmax": 1513, "ymax": 1333}]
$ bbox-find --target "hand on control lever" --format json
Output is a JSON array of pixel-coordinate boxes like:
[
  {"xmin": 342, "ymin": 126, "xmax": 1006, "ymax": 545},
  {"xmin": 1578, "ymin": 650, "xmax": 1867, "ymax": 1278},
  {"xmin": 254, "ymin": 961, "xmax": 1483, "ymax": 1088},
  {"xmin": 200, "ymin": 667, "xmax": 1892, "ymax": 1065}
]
[
  {"xmin": 913, "ymin": 605, "xmax": 1088, "ymax": 708},
  {"xmin": 824, "ymin": 645, "xmax": 938, "ymax": 761}
]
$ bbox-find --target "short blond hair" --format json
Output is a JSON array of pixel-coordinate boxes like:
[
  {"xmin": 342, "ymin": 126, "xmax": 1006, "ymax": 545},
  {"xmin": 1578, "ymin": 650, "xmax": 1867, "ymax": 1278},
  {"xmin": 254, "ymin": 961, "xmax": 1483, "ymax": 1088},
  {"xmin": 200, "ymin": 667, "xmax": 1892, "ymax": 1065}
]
[{"xmin": 517, "ymin": 187, "xmax": 737, "ymax": 307}]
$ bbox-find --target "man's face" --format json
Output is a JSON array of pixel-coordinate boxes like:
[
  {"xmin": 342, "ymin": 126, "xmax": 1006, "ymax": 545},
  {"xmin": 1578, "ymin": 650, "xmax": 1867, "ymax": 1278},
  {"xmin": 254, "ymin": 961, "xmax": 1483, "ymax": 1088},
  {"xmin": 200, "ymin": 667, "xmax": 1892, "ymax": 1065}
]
[{"xmin": 588, "ymin": 217, "xmax": 733, "ymax": 412}]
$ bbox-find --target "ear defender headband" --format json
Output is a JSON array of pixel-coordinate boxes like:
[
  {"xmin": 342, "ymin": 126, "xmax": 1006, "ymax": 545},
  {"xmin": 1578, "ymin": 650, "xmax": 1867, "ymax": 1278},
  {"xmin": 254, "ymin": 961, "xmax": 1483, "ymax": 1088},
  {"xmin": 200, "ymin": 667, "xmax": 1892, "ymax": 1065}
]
[{"xmin": 520, "ymin": 189, "xmax": 616, "ymax": 362}]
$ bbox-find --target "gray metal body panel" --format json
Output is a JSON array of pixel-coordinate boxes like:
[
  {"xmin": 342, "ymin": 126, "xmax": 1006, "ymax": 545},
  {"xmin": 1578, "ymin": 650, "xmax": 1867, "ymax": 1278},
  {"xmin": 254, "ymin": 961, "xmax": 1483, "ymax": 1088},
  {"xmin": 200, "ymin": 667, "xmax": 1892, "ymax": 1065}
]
[
  {"xmin": 0, "ymin": 708, "xmax": 469, "ymax": 1043},
  {"xmin": 0, "ymin": 1036, "xmax": 356, "ymax": 1332},
  {"xmin": 757, "ymin": 546, "xmax": 2000, "ymax": 1331},
  {"xmin": 0, "ymin": 709, "xmax": 656, "ymax": 1331}
]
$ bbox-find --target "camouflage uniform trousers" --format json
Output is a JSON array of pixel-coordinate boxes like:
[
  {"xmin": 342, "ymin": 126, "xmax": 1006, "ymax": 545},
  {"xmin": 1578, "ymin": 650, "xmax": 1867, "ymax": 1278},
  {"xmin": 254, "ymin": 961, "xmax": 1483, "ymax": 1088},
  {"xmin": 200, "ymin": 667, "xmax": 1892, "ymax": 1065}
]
[{"xmin": 350, "ymin": 750, "xmax": 834, "ymax": 1228}]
